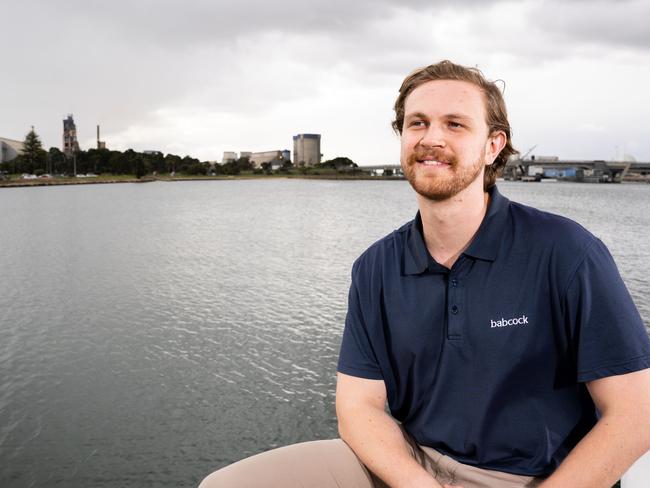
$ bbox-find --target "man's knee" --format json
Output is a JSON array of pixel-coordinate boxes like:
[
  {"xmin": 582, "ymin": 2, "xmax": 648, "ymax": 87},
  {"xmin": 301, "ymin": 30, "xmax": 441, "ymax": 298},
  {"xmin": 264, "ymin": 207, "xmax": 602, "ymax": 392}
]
[{"xmin": 198, "ymin": 439, "xmax": 375, "ymax": 488}]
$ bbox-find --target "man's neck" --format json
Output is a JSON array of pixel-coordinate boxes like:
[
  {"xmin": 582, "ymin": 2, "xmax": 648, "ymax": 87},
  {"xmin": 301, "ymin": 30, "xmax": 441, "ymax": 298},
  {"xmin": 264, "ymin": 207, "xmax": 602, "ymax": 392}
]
[{"xmin": 417, "ymin": 183, "xmax": 490, "ymax": 269}]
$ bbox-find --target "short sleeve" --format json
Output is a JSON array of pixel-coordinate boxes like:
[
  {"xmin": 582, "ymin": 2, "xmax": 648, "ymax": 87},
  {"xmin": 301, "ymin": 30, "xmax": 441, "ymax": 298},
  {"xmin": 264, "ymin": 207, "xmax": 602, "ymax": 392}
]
[
  {"xmin": 564, "ymin": 239, "xmax": 650, "ymax": 383},
  {"xmin": 337, "ymin": 263, "xmax": 383, "ymax": 379}
]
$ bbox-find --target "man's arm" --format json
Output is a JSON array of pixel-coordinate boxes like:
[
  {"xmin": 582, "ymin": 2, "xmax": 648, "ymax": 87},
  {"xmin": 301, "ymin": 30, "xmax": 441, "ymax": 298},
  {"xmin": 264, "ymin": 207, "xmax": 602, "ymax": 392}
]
[
  {"xmin": 336, "ymin": 372, "xmax": 459, "ymax": 488},
  {"xmin": 540, "ymin": 368, "xmax": 650, "ymax": 488}
]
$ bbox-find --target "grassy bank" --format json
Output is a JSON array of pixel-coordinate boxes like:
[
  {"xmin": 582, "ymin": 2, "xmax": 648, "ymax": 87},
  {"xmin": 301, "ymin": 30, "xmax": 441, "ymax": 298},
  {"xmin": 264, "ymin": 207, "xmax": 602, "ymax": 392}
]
[
  {"xmin": 0, "ymin": 172, "xmax": 404, "ymax": 188},
  {"xmin": 0, "ymin": 174, "xmax": 149, "ymax": 188}
]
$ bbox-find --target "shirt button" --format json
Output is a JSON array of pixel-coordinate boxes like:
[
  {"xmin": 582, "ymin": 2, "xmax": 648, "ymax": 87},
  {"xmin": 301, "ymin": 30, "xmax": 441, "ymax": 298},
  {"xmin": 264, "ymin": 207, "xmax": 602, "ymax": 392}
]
[
  {"xmin": 451, "ymin": 305, "xmax": 459, "ymax": 314},
  {"xmin": 451, "ymin": 279, "xmax": 458, "ymax": 287}
]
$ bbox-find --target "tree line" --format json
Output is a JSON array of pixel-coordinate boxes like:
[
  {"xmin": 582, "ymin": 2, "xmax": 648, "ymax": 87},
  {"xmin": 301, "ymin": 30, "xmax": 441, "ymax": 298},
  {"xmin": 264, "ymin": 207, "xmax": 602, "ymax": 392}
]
[
  {"xmin": 0, "ymin": 128, "xmax": 256, "ymax": 177},
  {"xmin": 1, "ymin": 128, "xmax": 362, "ymax": 178}
]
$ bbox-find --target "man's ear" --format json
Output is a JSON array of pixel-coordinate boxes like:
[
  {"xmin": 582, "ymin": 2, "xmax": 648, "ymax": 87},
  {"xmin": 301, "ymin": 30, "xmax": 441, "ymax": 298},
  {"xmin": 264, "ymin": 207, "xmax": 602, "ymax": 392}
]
[{"xmin": 485, "ymin": 131, "xmax": 507, "ymax": 166}]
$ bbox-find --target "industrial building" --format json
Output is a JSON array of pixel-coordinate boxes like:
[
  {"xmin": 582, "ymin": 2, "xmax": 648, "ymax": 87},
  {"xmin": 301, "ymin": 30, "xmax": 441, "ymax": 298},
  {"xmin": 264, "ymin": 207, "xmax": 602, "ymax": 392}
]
[
  {"xmin": 96, "ymin": 125, "xmax": 106, "ymax": 150},
  {"xmin": 63, "ymin": 114, "xmax": 80, "ymax": 158},
  {"xmin": 293, "ymin": 133, "xmax": 321, "ymax": 166},
  {"xmin": 250, "ymin": 150, "xmax": 290, "ymax": 168},
  {"xmin": 222, "ymin": 151, "xmax": 238, "ymax": 163},
  {"xmin": 0, "ymin": 137, "xmax": 23, "ymax": 163}
]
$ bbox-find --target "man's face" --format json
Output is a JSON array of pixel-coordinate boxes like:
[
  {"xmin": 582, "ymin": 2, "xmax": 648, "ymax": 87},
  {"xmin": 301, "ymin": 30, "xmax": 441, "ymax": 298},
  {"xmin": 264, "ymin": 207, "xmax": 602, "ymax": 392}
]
[{"xmin": 400, "ymin": 79, "xmax": 495, "ymax": 201}]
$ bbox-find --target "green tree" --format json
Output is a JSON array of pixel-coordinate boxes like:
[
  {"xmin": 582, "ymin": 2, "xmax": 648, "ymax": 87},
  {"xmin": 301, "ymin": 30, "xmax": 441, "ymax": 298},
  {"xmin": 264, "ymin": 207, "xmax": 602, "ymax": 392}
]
[
  {"xmin": 143, "ymin": 151, "xmax": 165, "ymax": 174},
  {"xmin": 48, "ymin": 147, "xmax": 67, "ymax": 174},
  {"xmin": 122, "ymin": 149, "xmax": 145, "ymax": 175},
  {"xmin": 184, "ymin": 162, "xmax": 209, "ymax": 175},
  {"xmin": 177, "ymin": 155, "xmax": 200, "ymax": 174},
  {"xmin": 75, "ymin": 150, "xmax": 91, "ymax": 175},
  {"xmin": 220, "ymin": 161, "xmax": 240, "ymax": 175},
  {"xmin": 134, "ymin": 156, "xmax": 147, "ymax": 178},
  {"xmin": 320, "ymin": 157, "xmax": 357, "ymax": 169},
  {"xmin": 108, "ymin": 151, "xmax": 126, "ymax": 175},
  {"xmin": 84, "ymin": 148, "xmax": 111, "ymax": 174},
  {"xmin": 313, "ymin": 157, "xmax": 358, "ymax": 174},
  {"xmin": 19, "ymin": 127, "xmax": 47, "ymax": 173},
  {"xmin": 165, "ymin": 153, "xmax": 182, "ymax": 174},
  {"xmin": 235, "ymin": 156, "xmax": 253, "ymax": 172}
]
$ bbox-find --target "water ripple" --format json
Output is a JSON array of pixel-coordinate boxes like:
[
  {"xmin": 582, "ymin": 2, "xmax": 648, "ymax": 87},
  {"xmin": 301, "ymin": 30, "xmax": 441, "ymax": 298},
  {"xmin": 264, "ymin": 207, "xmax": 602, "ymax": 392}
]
[{"xmin": 0, "ymin": 180, "xmax": 647, "ymax": 487}]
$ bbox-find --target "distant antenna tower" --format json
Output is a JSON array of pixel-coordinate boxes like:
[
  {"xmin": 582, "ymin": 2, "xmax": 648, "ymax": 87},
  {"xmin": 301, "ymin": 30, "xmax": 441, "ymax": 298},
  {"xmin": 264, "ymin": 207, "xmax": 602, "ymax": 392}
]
[
  {"xmin": 97, "ymin": 125, "xmax": 106, "ymax": 150},
  {"xmin": 62, "ymin": 114, "xmax": 80, "ymax": 158}
]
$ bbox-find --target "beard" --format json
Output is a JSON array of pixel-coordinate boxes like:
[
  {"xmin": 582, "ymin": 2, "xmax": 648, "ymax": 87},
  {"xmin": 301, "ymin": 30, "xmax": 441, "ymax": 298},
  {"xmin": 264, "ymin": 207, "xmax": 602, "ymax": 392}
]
[{"xmin": 401, "ymin": 148, "xmax": 485, "ymax": 201}]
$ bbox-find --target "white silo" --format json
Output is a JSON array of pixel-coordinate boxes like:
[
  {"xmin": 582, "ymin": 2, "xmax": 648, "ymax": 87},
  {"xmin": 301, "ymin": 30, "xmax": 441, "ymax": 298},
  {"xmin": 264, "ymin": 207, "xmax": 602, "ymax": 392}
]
[{"xmin": 293, "ymin": 134, "xmax": 321, "ymax": 166}]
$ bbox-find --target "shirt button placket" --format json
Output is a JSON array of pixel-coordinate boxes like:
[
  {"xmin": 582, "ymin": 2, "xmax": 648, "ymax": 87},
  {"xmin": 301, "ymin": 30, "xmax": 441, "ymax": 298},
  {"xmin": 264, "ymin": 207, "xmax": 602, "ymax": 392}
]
[{"xmin": 448, "ymin": 276, "xmax": 462, "ymax": 340}]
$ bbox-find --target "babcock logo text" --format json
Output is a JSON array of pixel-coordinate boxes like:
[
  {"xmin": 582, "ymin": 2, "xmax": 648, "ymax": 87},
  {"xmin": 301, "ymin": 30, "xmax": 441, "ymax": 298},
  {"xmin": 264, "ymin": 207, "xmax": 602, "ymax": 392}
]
[{"xmin": 490, "ymin": 315, "xmax": 529, "ymax": 328}]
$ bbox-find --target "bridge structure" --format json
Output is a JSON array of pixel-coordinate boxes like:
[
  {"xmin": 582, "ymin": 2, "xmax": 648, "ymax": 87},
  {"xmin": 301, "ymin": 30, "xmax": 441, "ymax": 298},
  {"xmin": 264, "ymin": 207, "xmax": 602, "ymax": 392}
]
[
  {"xmin": 357, "ymin": 160, "xmax": 650, "ymax": 183},
  {"xmin": 504, "ymin": 159, "xmax": 650, "ymax": 183}
]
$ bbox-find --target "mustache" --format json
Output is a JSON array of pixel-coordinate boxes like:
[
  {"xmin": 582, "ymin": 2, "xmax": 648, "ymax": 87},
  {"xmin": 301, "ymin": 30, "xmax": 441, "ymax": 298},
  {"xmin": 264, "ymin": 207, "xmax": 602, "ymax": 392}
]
[{"xmin": 406, "ymin": 149, "xmax": 457, "ymax": 166}]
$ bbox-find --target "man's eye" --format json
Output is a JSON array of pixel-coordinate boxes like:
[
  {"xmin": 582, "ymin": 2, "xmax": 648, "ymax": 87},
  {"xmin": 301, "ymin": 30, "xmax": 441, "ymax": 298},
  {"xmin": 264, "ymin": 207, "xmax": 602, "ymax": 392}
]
[
  {"xmin": 448, "ymin": 121, "xmax": 464, "ymax": 129},
  {"xmin": 410, "ymin": 120, "xmax": 425, "ymax": 127}
]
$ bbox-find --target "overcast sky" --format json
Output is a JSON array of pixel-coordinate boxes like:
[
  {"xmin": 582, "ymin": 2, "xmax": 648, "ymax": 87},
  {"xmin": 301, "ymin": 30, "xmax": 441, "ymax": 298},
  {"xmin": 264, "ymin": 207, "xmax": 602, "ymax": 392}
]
[{"xmin": 2, "ymin": 0, "xmax": 649, "ymax": 165}]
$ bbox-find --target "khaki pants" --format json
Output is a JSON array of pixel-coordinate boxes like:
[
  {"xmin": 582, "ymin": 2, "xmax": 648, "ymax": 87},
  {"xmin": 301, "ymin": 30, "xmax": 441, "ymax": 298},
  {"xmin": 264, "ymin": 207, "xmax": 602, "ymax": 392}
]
[{"xmin": 199, "ymin": 436, "xmax": 544, "ymax": 488}]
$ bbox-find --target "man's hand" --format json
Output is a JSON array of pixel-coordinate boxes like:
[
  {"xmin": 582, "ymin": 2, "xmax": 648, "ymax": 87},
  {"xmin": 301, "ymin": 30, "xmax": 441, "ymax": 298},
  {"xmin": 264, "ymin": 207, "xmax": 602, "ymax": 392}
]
[
  {"xmin": 539, "ymin": 368, "xmax": 650, "ymax": 488},
  {"xmin": 336, "ymin": 372, "xmax": 455, "ymax": 488}
]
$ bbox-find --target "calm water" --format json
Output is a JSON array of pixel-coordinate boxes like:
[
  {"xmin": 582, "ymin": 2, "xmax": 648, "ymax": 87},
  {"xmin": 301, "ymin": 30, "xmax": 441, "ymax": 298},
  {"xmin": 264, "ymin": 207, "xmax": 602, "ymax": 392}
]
[{"xmin": 0, "ymin": 179, "xmax": 648, "ymax": 487}]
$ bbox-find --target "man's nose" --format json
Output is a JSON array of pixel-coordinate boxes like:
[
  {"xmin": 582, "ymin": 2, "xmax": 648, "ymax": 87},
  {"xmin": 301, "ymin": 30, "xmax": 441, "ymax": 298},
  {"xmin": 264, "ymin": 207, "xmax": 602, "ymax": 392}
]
[{"xmin": 418, "ymin": 124, "xmax": 445, "ymax": 148}]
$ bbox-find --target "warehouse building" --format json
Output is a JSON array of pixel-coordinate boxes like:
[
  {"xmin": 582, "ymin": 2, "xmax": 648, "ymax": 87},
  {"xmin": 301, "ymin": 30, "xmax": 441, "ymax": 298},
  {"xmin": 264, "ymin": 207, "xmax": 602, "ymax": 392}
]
[
  {"xmin": 250, "ymin": 150, "xmax": 290, "ymax": 168},
  {"xmin": 0, "ymin": 137, "xmax": 23, "ymax": 163},
  {"xmin": 222, "ymin": 151, "xmax": 238, "ymax": 163}
]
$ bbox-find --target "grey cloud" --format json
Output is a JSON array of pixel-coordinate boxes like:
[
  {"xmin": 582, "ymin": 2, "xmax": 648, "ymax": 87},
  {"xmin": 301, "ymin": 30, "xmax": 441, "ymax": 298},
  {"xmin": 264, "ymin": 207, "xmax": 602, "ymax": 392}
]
[
  {"xmin": 1, "ymin": 0, "xmax": 485, "ymax": 125},
  {"xmin": 452, "ymin": 0, "xmax": 650, "ymax": 69},
  {"xmin": 529, "ymin": 0, "xmax": 650, "ymax": 50},
  {"xmin": 4, "ymin": 0, "xmax": 646, "ymax": 159},
  {"xmin": 4, "ymin": 0, "xmax": 497, "ymax": 49}
]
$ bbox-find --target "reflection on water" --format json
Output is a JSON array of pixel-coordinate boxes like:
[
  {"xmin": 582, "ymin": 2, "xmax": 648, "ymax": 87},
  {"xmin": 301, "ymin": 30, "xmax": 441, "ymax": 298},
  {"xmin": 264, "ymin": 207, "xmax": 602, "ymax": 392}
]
[{"xmin": 0, "ymin": 180, "xmax": 647, "ymax": 487}]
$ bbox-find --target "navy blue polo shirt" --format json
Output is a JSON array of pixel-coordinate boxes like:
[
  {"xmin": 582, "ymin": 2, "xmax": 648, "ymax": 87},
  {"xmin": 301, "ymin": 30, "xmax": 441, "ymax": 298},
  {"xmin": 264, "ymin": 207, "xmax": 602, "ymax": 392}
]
[{"xmin": 337, "ymin": 185, "xmax": 650, "ymax": 476}]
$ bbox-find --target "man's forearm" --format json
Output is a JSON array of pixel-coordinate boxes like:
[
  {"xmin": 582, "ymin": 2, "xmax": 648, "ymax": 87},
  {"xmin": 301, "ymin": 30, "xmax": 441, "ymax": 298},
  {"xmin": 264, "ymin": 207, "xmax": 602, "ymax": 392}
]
[
  {"xmin": 540, "ymin": 413, "xmax": 650, "ymax": 488},
  {"xmin": 338, "ymin": 405, "xmax": 442, "ymax": 488}
]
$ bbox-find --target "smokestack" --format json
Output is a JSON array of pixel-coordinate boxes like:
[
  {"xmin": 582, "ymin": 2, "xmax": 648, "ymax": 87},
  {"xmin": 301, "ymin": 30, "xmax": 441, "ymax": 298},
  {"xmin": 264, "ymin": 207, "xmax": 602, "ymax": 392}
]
[{"xmin": 96, "ymin": 124, "xmax": 106, "ymax": 150}]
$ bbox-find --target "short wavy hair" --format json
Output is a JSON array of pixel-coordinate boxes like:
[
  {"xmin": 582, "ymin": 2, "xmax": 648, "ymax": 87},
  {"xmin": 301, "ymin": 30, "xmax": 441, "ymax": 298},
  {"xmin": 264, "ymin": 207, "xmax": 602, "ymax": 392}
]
[{"xmin": 392, "ymin": 60, "xmax": 518, "ymax": 189}]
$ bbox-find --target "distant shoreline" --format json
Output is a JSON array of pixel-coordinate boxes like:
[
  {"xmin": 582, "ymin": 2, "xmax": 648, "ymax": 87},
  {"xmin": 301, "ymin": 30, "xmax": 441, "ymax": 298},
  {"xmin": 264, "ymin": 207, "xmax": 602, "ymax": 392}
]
[
  {"xmin": 2, "ymin": 174, "xmax": 648, "ymax": 189},
  {"xmin": 0, "ymin": 177, "xmax": 144, "ymax": 188},
  {"xmin": 0, "ymin": 173, "xmax": 405, "ymax": 189}
]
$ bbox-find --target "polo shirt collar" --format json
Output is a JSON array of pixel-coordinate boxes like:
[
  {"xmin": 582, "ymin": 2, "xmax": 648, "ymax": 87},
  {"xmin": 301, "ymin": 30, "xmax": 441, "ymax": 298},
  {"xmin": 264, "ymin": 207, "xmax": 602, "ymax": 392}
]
[
  {"xmin": 403, "ymin": 212, "xmax": 433, "ymax": 275},
  {"xmin": 463, "ymin": 185, "xmax": 510, "ymax": 261},
  {"xmin": 403, "ymin": 185, "xmax": 510, "ymax": 275}
]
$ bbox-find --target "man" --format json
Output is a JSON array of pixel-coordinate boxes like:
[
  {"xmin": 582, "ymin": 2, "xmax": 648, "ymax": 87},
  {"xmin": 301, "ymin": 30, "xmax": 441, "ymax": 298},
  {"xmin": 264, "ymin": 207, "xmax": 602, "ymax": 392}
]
[{"xmin": 199, "ymin": 60, "xmax": 650, "ymax": 488}]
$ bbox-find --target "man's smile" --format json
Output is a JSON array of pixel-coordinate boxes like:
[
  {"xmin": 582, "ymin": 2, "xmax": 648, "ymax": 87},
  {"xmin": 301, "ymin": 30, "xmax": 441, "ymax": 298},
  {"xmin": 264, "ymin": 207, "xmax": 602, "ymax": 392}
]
[{"xmin": 416, "ymin": 159, "xmax": 450, "ymax": 167}]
